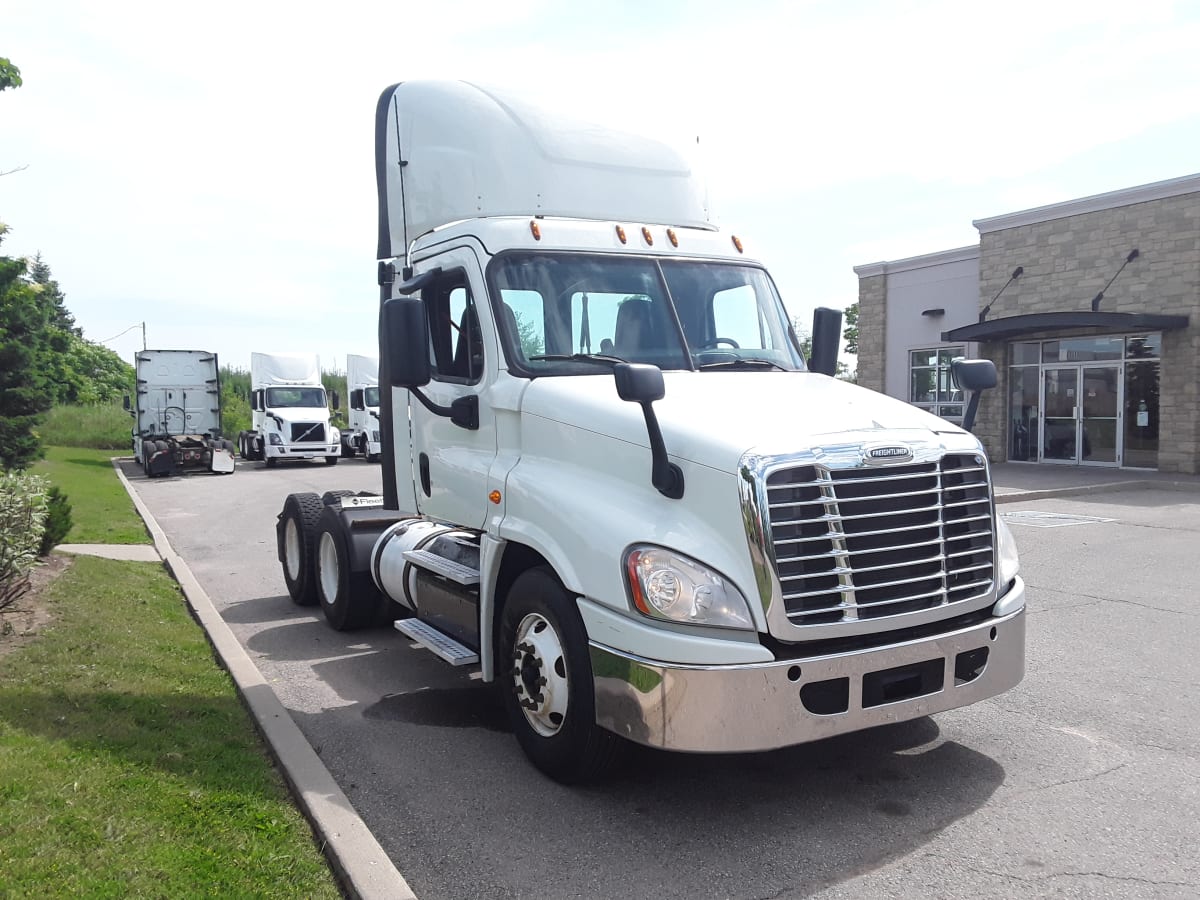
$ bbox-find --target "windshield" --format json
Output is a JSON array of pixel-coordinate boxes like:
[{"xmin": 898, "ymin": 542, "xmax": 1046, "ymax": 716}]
[
  {"xmin": 265, "ymin": 387, "xmax": 327, "ymax": 408},
  {"xmin": 364, "ymin": 386, "xmax": 380, "ymax": 407},
  {"xmin": 490, "ymin": 252, "xmax": 805, "ymax": 376}
]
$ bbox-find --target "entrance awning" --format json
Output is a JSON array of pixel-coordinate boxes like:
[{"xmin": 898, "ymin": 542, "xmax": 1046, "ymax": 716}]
[{"xmin": 941, "ymin": 311, "xmax": 1190, "ymax": 342}]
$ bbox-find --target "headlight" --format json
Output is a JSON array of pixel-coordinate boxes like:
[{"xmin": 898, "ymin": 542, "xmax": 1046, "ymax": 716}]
[
  {"xmin": 268, "ymin": 433, "xmax": 283, "ymax": 445},
  {"xmin": 996, "ymin": 515, "xmax": 1020, "ymax": 586},
  {"xmin": 330, "ymin": 427, "xmax": 340, "ymax": 441},
  {"xmin": 625, "ymin": 546, "xmax": 754, "ymax": 630}
]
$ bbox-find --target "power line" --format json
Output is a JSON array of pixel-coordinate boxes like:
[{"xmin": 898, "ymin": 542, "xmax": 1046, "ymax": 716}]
[{"xmin": 97, "ymin": 321, "xmax": 146, "ymax": 348}]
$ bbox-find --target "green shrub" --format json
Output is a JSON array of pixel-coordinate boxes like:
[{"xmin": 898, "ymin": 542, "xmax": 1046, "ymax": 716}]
[
  {"xmin": 39, "ymin": 403, "xmax": 132, "ymax": 450},
  {"xmin": 38, "ymin": 485, "xmax": 72, "ymax": 556},
  {"xmin": 0, "ymin": 471, "xmax": 49, "ymax": 610}
]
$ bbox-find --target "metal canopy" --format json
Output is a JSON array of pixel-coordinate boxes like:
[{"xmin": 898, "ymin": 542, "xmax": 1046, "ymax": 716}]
[{"xmin": 941, "ymin": 311, "xmax": 1190, "ymax": 342}]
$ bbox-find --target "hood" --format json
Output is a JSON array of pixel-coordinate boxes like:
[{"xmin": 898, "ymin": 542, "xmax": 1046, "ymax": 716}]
[
  {"xmin": 519, "ymin": 371, "xmax": 968, "ymax": 472},
  {"xmin": 268, "ymin": 407, "xmax": 331, "ymax": 424}
]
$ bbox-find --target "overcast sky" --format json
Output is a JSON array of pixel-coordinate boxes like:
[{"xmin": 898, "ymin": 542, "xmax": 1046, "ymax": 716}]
[{"xmin": 4, "ymin": 0, "xmax": 1199, "ymax": 372}]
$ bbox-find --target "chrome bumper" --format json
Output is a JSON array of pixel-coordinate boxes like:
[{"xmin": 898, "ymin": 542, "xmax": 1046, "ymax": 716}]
[{"xmin": 591, "ymin": 579, "xmax": 1025, "ymax": 753}]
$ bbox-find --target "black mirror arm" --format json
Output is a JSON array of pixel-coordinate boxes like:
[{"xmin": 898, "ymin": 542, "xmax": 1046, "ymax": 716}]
[
  {"xmin": 637, "ymin": 401, "xmax": 684, "ymax": 499},
  {"xmin": 409, "ymin": 388, "xmax": 479, "ymax": 430},
  {"xmin": 962, "ymin": 393, "xmax": 983, "ymax": 432}
]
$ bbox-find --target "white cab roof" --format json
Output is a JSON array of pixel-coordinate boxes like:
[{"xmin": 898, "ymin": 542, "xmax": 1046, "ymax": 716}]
[{"xmin": 375, "ymin": 81, "xmax": 712, "ymax": 260}]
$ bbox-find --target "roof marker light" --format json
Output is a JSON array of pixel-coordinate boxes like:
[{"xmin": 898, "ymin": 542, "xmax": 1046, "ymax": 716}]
[
  {"xmin": 667, "ymin": 228, "xmax": 679, "ymax": 247},
  {"xmin": 530, "ymin": 220, "xmax": 541, "ymax": 241},
  {"xmin": 615, "ymin": 225, "xmax": 627, "ymax": 244},
  {"xmin": 641, "ymin": 227, "xmax": 654, "ymax": 246},
  {"xmin": 732, "ymin": 235, "xmax": 744, "ymax": 254}
]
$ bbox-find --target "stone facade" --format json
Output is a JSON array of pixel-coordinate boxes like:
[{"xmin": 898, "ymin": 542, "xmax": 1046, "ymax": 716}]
[
  {"xmin": 975, "ymin": 190, "xmax": 1200, "ymax": 473},
  {"xmin": 856, "ymin": 272, "xmax": 887, "ymax": 393},
  {"xmin": 856, "ymin": 175, "xmax": 1200, "ymax": 474}
]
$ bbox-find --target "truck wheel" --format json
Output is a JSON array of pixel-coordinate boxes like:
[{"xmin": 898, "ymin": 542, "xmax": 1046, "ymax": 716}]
[
  {"xmin": 278, "ymin": 492, "xmax": 323, "ymax": 606},
  {"xmin": 238, "ymin": 433, "xmax": 249, "ymax": 460},
  {"xmin": 315, "ymin": 506, "xmax": 381, "ymax": 630},
  {"xmin": 499, "ymin": 567, "xmax": 623, "ymax": 783},
  {"xmin": 324, "ymin": 455, "xmax": 339, "ymax": 466},
  {"xmin": 265, "ymin": 456, "xmax": 278, "ymax": 468},
  {"xmin": 341, "ymin": 436, "xmax": 355, "ymax": 458}
]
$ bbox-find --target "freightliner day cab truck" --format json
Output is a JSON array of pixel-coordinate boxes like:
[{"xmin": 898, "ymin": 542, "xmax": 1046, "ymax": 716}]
[
  {"xmin": 276, "ymin": 81, "xmax": 1025, "ymax": 783},
  {"xmin": 126, "ymin": 349, "xmax": 236, "ymax": 477},
  {"xmin": 342, "ymin": 353, "xmax": 382, "ymax": 461},
  {"xmin": 239, "ymin": 352, "xmax": 342, "ymax": 467}
]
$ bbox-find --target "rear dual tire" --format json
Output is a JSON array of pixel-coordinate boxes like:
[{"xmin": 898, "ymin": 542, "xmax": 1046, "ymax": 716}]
[
  {"xmin": 279, "ymin": 492, "xmax": 323, "ymax": 605},
  {"xmin": 315, "ymin": 505, "xmax": 380, "ymax": 630}
]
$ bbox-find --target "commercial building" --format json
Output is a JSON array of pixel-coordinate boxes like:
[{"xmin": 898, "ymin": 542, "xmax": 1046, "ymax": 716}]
[{"xmin": 855, "ymin": 173, "xmax": 1199, "ymax": 474}]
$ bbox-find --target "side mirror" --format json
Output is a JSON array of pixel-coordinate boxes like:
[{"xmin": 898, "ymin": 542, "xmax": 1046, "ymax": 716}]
[
  {"xmin": 809, "ymin": 307, "xmax": 843, "ymax": 376},
  {"xmin": 123, "ymin": 394, "xmax": 131, "ymax": 411},
  {"xmin": 950, "ymin": 358, "xmax": 998, "ymax": 432},
  {"xmin": 613, "ymin": 362, "xmax": 665, "ymax": 403},
  {"xmin": 331, "ymin": 390, "xmax": 341, "ymax": 411},
  {"xmin": 383, "ymin": 297, "xmax": 432, "ymax": 388},
  {"xmin": 613, "ymin": 363, "xmax": 682, "ymax": 500}
]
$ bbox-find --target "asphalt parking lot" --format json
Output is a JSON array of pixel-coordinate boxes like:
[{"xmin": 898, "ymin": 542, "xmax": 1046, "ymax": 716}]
[{"xmin": 122, "ymin": 461, "xmax": 1200, "ymax": 899}]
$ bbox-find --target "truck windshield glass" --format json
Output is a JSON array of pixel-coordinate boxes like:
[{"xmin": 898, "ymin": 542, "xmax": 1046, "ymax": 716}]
[
  {"xmin": 266, "ymin": 387, "xmax": 327, "ymax": 408},
  {"xmin": 490, "ymin": 252, "xmax": 804, "ymax": 376},
  {"xmin": 363, "ymin": 387, "xmax": 380, "ymax": 407}
]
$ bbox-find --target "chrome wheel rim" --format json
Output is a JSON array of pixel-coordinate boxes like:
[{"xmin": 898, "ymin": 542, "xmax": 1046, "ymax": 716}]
[
  {"xmin": 318, "ymin": 532, "xmax": 339, "ymax": 606},
  {"xmin": 284, "ymin": 518, "xmax": 302, "ymax": 581},
  {"xmin": 511, "ymin": 612, "xmax": 569, "ymax": 737}
]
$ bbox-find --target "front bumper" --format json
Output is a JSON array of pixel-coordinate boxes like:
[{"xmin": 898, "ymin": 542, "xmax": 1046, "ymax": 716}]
[
  {"xmin": 591, "ymin": 578, "xmax": 1025, "ymax": 752},
  {"xmin": 265, "ymin": 443, "xmax": 340, "ymax": 459}
]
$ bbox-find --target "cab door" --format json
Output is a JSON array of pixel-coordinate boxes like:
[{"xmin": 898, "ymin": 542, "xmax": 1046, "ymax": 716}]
[{"xmin": 409, "ymin": 246, "xmax": 497, "ymax": 528}]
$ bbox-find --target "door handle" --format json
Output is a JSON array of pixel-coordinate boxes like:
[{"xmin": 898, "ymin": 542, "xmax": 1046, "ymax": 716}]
[{"xmin": 418, "ymin": 452, "xmax": 431, "ymax": 497}]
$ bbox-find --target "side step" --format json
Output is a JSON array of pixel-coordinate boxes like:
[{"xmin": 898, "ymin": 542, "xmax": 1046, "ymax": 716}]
[
  {"xmin": 402, "ymin": 549, "xmax": 480, "ymax": 586},
  {"xmin": 394, "ymin": 618, "xmax": 480, "ymax": 666}
]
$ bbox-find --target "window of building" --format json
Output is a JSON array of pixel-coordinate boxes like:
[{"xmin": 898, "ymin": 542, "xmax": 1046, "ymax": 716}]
[{"xmin": 909, "ymin": 346, "xmax": 965, "ymax": 422}]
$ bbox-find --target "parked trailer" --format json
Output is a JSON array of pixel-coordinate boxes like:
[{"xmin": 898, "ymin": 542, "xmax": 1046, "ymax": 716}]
[{"xmin": 127, "ymin": 349, "xmax": 235, "ymax": 478}]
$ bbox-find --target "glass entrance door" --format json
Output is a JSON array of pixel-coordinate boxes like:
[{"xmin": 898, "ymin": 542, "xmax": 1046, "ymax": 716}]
[
  {"xmin": 1079, "ymin": 364, "xmax": 1120, "ymax": 465},
  {"xmin": 1041, "ymin": 367, "xmax": 1080, "ymax": 463},
  {"xmin": 1039, "ymin": 365, "xmax": 1121, "ymax": 465}
]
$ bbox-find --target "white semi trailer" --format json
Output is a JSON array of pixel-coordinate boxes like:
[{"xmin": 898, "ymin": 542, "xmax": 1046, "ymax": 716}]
[
  {"xmin": 127, "ymin": 349, "xmax": 235, "ymax": 477},
  {"xmin": 276, "ymin": 81, "xmax": 1025, "ymax": 782},
  {"xmin": 239, "ymin": 352, "xmax": 341, "ymax": 467},
  {"xmin": 341, "ymin": 353, "xmax": 381, "ymax": 461}
]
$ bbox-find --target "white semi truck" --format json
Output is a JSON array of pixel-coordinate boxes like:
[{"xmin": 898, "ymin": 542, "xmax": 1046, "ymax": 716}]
[
  {"xmin": 341, "ymin": 353, "xmax": 382, "ymax": 461},
  {"xmin": 127, "ymin": 349, "xmax": 236, "ymax": 477},
  {"xmin": 276, "ymin": 81, "xmax": 1025, "ymax": 782},
  {"xmin": 239, "ymin": 352, "xmax": 341, "ymax": 467}
]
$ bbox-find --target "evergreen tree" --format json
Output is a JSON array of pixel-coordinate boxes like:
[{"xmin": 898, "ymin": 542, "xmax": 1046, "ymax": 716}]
[
  {"xmin": 0, "ymin": 246, "xmax": 54, "ymax": 469},
  {"xmin": 28, "ymin": 252, "xmax": 79, "ymax": 335}
]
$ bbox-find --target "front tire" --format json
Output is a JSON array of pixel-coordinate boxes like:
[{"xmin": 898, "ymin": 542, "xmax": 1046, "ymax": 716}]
[
  {"xmin": 314, "ymin": 506, "xmax": 380, "ymax": 630},
  {"xmin": 324, "ymin": 455, "xmax": 339, "ymax": 466},
  {"xmin": 277, "ymin": 492, "xmax": 323, "ymax": 606},
  {"xmin": 499, "ymin": 567, "xmax": 623, "ymax": 783}
]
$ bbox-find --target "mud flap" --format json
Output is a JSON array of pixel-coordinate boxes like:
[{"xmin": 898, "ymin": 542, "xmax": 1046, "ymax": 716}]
[{"xmin": 209, "ymin": 448, "xmax": 236, "ymax": 474}]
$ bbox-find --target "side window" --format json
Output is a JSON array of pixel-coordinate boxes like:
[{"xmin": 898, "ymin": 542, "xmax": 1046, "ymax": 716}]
[{"xmin": 425, "ymin": 271, "xmax": 483, "ymax": 384}]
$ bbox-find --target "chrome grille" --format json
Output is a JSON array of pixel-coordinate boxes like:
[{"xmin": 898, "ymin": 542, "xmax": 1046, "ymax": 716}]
[
  {"xmin": 765, "ymin": 454, "xmax": 994, "ymax": 625},
  {"xmin": 289, "ymin": 422, "xmax": 326, "ymax": 443}
]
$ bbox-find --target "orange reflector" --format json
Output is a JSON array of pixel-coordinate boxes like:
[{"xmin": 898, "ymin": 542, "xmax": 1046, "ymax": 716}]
[
  {"xmin": 530, "ymin": 220, "xmax": 541, "ymax": 241},
  {"xmin": 489, "ymin": 490, "xmax": 502, "ymax": 505},
  {"xmin": 732, "ymin": 235, "xmax": 744, "ymax": 253},
  {"xmin": 615, "ymin": 225, "xmax": 627, "ymax": 244},
  {"xmin": 641, "ymin": 227, "xmax": 653, "ymax": 246},
  {"xmin": 667, "ymin": 228, "xmax": 679, "ymax": 247}
]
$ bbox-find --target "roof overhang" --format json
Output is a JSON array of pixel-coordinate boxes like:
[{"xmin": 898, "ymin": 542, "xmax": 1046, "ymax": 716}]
[{"xmin": 942, "ymin": 311, "xmax": 1190, "ymax": 342}]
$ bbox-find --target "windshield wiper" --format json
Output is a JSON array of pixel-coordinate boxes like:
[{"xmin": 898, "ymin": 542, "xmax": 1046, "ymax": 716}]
[
  {"xmin": 529, "ymin": 352, "xmax": 628, "ymax": 367},
  {"xmin": 697, "ymin": 358, "xmax": 791, "ymax": 371}
]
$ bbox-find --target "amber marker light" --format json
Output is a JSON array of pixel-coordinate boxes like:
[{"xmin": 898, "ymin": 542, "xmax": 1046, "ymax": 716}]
[
  {"xmin": 641, "ymin": 226, "xmax": 654, "ymax": 246},
  {"xmin": 489, "ymin": 490, "xmax": 502, "ymax": 504},
  {"xmin": 615, "ymin": 225, "xmax": 627, "ymax": 244},
  {"xmin": 667, "ymin": 228, "xmax": 679, "ymax": 247},
  {"xmin": 732, "ymin": 235, "xmax": 744, "ymax": 254},
  {"xmin": 529, "ymin": 220, "xmax": 542, "ymax": 240}
]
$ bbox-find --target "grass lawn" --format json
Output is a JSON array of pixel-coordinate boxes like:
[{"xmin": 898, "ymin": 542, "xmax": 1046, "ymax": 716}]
[
  {"xmin": 32, "ymin": 446, "xmax": 150, "ymax": 544},
  {"xmin": 0, "ymin": 555, "xmax": 340, "ymax": 898}
]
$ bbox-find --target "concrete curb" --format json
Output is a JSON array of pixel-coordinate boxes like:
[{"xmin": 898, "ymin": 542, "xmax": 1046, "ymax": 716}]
[
  {"xmin": 111, "ymin": 459, "xmax": 416, "ymax": 900},
  {"xmin": 995, "ymin": 478, "xmax": 1200, "ymax": 505}
]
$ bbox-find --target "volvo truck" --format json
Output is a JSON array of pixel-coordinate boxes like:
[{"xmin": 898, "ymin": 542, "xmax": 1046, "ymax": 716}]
[
  {"xmin": 127, "ymin": 349, "xmax": 235, "ymax": 477},
  {"xmin": 276, "ymin": 81, "xmax": 1026, "ymax": 782},
  {"xmin": 341, "ymin": 353, "xmax": 382, "ymax": 461},
  {"xmin": 239, "ymin": 352, "xmax": 341, "ymax": 467}
]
